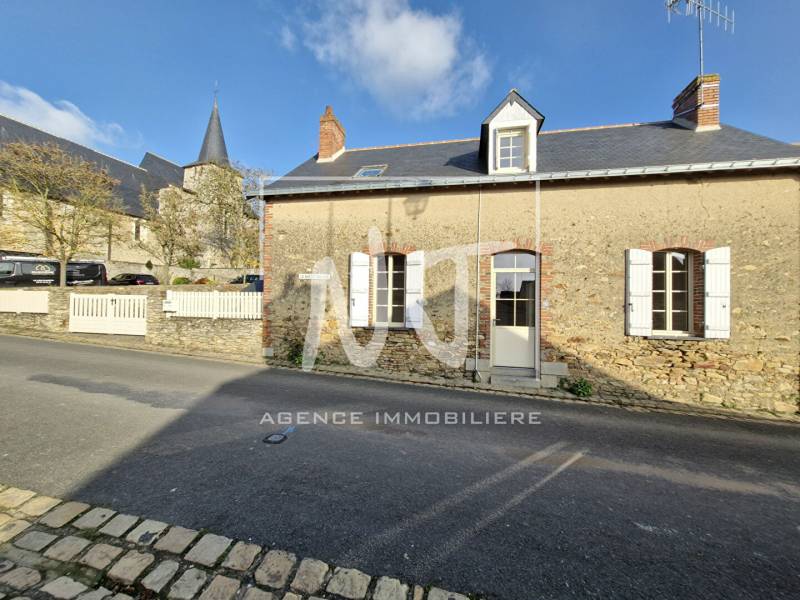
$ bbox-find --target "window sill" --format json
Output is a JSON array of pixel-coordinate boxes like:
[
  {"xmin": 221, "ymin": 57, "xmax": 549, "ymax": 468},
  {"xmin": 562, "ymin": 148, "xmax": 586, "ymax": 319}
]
[
  {"xmin": 644, "ymin": 335, "xmax": 708, "ymax": 341},
  {"xmin": 353, "ymin": 326, "xmax": 413, "ymax": 331}
]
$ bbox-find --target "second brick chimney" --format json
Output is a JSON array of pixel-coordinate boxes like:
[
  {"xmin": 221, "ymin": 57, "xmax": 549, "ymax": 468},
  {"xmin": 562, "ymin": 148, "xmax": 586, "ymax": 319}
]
[
  {"xmin": 672, "ymin": 74, "xmax": 721, "ymax": 131},
  {"xmin": 318, "ymin": 105, "xmax": 345, "ymax": 162}
]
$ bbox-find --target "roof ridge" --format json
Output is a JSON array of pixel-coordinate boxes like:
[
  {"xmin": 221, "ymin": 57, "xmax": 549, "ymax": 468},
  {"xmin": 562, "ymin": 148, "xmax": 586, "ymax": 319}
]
[
  {"xmin": 141, "ymin": 150, "xmax": 180, "ymax": 167},
  {"xmin": 346, "ymin": 121, "xmax": 675, "ymax": 153},
  {"xmin": 0, "ymin": 112, "xmax": 148, "ymax": 172},
  {"xmin": 540, "ymin": 121, "xmax": 672, "ymax": 135},
  {"xmin": 348, "ymin": 137, "xmax": 480, "ymax": 152}
]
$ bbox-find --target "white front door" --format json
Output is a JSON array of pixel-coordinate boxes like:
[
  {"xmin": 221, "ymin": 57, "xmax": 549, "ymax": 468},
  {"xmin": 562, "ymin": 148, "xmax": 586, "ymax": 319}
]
[{"xmin": 491, "ymin": 252, "xmax": 537, "ymax": 369}]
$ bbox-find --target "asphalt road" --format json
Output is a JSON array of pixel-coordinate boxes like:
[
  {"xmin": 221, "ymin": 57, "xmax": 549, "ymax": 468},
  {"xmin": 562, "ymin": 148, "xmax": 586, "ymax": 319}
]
[{"xmin": 1, "ymin": 334, "xmax": 798, "ymax": 599}]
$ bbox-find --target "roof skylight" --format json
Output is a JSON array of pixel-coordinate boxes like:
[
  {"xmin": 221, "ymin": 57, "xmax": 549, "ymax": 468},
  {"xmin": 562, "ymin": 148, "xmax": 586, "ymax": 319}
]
[{"xmin": 354, "ymin": 165, "xmax": 387, "ymax": 177}]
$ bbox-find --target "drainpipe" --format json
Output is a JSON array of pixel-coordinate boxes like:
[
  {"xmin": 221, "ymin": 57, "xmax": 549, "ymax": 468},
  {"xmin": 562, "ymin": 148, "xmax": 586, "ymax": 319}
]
[{"xmin": 473, "ymin": 185, "xmax": 483, "ymax": 383}]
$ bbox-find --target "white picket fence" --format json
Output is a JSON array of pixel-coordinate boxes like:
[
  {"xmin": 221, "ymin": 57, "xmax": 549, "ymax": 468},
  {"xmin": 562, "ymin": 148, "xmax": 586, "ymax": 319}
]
[
  {"xmin": 0, "ymin": 290, "xmax": 49, "ymax": 314},
  {"xmin": 163, "ymin": 290, "xmax": 262, "ymax": 320},
  {"xmin": 69, "ymin": 294, "xmax": 148, "ymax": 336}
]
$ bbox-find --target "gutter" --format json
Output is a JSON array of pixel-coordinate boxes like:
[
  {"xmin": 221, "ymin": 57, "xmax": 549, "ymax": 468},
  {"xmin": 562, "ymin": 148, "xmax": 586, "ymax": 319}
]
[{"xmin": 247, "ymin": 156, "xmax": 800, "ymax": 199}]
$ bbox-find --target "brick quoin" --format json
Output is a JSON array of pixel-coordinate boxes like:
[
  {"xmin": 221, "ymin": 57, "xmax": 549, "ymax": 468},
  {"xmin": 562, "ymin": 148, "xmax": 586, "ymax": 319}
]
[{"xmin": 262, "ymin": 202, "xmax": 274, "ymax": 350}]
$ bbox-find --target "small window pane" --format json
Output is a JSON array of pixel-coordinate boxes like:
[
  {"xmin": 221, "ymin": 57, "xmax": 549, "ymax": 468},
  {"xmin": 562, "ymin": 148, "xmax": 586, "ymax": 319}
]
[
  {"xmin": 376, "ymin": 306, "xmax": 388, "ymax": 323},
  {"xmin": 672, "ymin": 311, "xmax": 689, "ymax": 331},
  {"xmin": 516, "ymin": 274, "xmax": 536, "ymax": 300},
  {"xmin": 510, "ymin": 155, "xmax": 523, "ymax": 168},
  {"xmin": 515, "ymin": 300, "xmax": 535, "ymax": 327},
  {"xmin": 653, "ymin": 273, "xmax": 666, "ymax": 291},
  {"xmin": 653, "ymin": 252, "xmax": 666, "ymax": 271},
  {"xmin": 671, "ymin": 252, "xmax": 687, "ymax": 270},
  {"xmin": 515, "ymin": 253, "xmax": 535, "ymax": 269},
  {"xmin": 392, "ymin": 256, "xmax": 405, "ymax": 272},
  {"xmin": 510, "ymin": 136, "xmax": 524, "ymax": 149},
  {"xmin": 391, "ymin": 305, "xmax": 404, "ymax": 323},
  {"xmin": 494, "ymin": 254, "xmax": 515, "ymax": 268},
  {"xmin": 672, "ymin": 291, "xmax": 688, "ymax": 310},
  {"xmin": 391, "ymin": 288, "xmax": 404, "ymax": 305},
  {"xmin": 653, "ymin": 311, "xmax": 667, "ymax": 330},
  {"xmin": 652, "ymin": 291, "xmax": 666, "ymax": 311},
  {"xmin": 672, "ymin": 272, "xmax": 688, "ymax": 291},
  {"xmin": 392, "ymin": 272, "xmax": 405, "ymax": 289},
  {"xmin": 376, "ymin": 256, "xmax": 388, "ymax": 272},
  {"xmin": 496, "ymin": 273, "xmax": 515, "ymax": 298},
  {"xmin": 496, "ymin": 300, "xmax": 514, "ymax": 326},
  {"xmin": 376, "ymin": 289, "xmax": 388, "ymax": 305}
]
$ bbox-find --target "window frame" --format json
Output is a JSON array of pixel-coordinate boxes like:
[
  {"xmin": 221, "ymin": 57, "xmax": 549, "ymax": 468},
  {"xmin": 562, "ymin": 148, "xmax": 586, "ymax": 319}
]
[
  {"xmin": 652, "ymin": 250, "xmax": 693, "ymax": 336},
  {"xmin": 354, "ymin": 165, "xmax": 387, "ymax": 178},
  {"xmin": 495, "ymin": 128, "xmax": 526, "ymax": 172},
  {"xmin": 492, "ymin": 252, "xmax": 537, "ymax": 328},
  {"xmin": 372, "ymin": 253, "xmax": 406, "ymax": 328}
]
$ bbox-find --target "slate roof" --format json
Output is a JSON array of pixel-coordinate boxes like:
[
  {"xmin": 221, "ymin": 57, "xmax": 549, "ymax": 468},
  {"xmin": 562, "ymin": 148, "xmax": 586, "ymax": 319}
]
[
  {"xmin": 0, "ymin": 114, "xmax": 183, "ymax": 217},
  {"xmin": 188, "ymin": 98, "xmax": 229, "ymax": 167},
  {"xmin": 267, "ymin": 121, "xmax": 800, "ymax": 196}
]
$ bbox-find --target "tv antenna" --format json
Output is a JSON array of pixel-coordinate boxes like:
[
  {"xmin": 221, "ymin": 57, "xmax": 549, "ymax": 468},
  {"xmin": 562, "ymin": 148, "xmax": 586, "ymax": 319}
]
[{"xmin": 666, "ymin": 0, "xmax": 735, "ymax": 78}]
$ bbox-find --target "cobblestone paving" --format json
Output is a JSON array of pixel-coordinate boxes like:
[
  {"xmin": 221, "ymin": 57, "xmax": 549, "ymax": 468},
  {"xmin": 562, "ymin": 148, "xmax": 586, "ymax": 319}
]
[{"xmin": 0, "ymin": 485, "xmax": 470, "ymax": 600}]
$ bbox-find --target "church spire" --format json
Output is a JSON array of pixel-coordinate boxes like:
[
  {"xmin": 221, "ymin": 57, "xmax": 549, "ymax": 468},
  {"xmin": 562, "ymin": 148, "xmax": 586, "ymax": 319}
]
[{"xmin": 196, "ymin": 96, "xmax": 229, "ymax": 166}]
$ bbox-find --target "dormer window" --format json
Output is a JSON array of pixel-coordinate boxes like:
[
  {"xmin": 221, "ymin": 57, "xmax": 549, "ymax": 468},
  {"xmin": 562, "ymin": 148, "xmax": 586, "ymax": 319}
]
[
  {"xmin": 354, "ymin": 165, "xmax": 387, "ymax": 177},
  {"xmin": 496, "ymin": 129, "xmax": 525, "ymax": 171},
  {"xmin": 479, "ymin": 89, "xmax": 544, "ymax": 176}
]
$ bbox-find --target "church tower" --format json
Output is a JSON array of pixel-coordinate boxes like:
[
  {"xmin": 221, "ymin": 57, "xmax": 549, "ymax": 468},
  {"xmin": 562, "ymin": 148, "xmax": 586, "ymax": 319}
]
[{"xmin": 184, "ymin": 97, "xmax": 231, "ymax": 191}]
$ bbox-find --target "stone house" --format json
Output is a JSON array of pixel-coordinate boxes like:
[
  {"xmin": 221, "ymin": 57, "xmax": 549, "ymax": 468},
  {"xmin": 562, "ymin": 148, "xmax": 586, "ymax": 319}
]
[
  {"xmin": 254, "ymin": 74, "xmax": 800, "ymax": 415},
  {"xmin": 0, "ymin": 99, "xmax": 245, "ymax": 278}
]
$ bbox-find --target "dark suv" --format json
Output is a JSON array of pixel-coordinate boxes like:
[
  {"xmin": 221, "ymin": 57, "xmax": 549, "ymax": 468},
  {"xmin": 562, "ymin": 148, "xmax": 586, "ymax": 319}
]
[
  {"xmin": 0, "ymin": 257, "xmax": 110, "ymax": 286},
  {"xmin": 66, "ymin": 262, "xmax": 108, "ymax": 286},
  {"xmin": 108, "ymin": 273, "xmax": 159, "ymax": 286}
]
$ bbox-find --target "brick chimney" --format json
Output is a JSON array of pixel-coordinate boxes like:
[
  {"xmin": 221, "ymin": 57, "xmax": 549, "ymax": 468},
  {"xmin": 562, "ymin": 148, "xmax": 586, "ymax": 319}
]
[
  {"xmin": 672, "ymin": 74, "xmax": 721, "ymax": 131},
  {"xmin": 317, "ymin": 105, "xmax": 345, "ymax": 162}
]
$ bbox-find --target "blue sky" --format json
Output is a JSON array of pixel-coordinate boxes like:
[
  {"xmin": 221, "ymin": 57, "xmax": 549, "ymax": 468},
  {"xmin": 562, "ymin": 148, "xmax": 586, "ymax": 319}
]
[{"xmin": 1, "ymin": 0, "xmax": 798, "ymax": 176}]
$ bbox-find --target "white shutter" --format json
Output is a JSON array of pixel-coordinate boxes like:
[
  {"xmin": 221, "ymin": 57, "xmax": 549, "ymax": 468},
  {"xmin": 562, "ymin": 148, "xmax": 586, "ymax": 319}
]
[
  {"xmin": 405, "ymin": 250, "xmax": 424, "ymax": 329},
  {"xmin": 349, "ymin": 252, "xmax": 370, "ymax": 327},
  {"xmin": 704, "ymin": 246, "xmax": 731, "ymax": 339},
  {"xmin": 625, "ymin": 249, "xmax": 653, "ymax": 336}
]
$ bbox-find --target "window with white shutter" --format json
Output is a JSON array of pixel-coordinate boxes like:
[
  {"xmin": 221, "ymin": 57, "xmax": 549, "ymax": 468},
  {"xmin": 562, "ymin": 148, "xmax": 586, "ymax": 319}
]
[
  {"xmin": 349, "ymin": 252, "xmax": 370, "ymax": 327},
  {"xmin": 652, "ymin": 250, "xmax": 692, "ymax": 335},
  {"xmin": 703, "ymin": 246, "xmax": 731, "ymax": 339},
  {"xmin": 625, "ymin": 249, "xmax": 653, "ymax": 336},
  {"xmin": 373, "ymin": 254, "xmax": 406, "ymax": 327},
  {"xmin": 404, "ymin": 250, "xmax": 424, "ymax": 328}
]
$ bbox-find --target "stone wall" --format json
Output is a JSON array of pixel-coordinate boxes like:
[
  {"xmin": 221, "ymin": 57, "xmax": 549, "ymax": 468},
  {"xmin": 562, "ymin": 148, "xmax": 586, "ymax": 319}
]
[
  {"xmin": 0, "ymin": 285, "xmax": 261, "ymax": 360},
  {"xmin": 264, "ymin": 171, "xmax": 800, "ymax": 416}
]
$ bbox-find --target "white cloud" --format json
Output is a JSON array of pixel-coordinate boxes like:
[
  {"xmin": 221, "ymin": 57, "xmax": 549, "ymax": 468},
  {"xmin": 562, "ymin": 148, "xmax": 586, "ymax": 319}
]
[
  {"xmin": 280, "ymin": 24, "xmax": 297, "ymax": 50},
  {"xmin": 0, "ymin": 81, "xmax": 124, "ymax": 147},
  {"xmin": 300, "ymin": 0, "xmax": 490, "ymax": 119}
]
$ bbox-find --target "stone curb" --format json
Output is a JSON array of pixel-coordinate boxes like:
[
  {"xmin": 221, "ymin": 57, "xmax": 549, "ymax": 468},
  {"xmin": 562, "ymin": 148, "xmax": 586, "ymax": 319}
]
[{"xmin": 0, "ymin": 485, "xmax": 472, "ymax": 600}]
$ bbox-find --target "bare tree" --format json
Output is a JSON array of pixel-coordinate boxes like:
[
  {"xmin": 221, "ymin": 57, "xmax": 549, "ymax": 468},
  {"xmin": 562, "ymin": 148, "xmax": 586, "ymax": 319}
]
[
  {"xmin": 0, "ymin": 142, "xmax": 122, "ymax": 286},
  {"xmin": 138, "ymin": 186, "xmax": 202, "ymax": 284}
]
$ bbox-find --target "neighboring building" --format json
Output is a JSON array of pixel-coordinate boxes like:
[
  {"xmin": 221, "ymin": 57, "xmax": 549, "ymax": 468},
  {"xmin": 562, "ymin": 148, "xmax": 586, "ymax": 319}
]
[
  {"xmin": 254, "ymin": 74, "xmax": 800, "ymax": 415},
  {"xmin": 0, "ymin": 98, "xmax": 239, "ymax": 276}
]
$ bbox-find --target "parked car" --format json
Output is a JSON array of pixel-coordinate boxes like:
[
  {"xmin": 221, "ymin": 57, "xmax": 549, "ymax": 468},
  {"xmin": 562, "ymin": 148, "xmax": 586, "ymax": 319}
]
[
  {"xmin": 108, "ymin": 273, "xmax": 159, "ymax": 286},
  {"xmin": 0, "ymin": 256, "xmax": 109, "ymax": 287},
  {"xmin": 229, "ymin": 274, "xmax": 260, "ymax": 284},
  {"xmin": 0, "ymin": 256, "xmax": 59, "ymax": 286},
  {"xmin": 66, "ymin": 261, "xmax": 108, "ymax": 286}
]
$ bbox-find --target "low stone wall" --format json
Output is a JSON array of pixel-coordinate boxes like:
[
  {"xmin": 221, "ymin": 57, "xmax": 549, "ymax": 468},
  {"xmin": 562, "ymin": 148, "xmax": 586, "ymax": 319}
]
[
  {"xmin": 0, "ymin": 286, "xmax": 261, "ymax": 360},
  {"xmin": 549, "ymin": 337, "xmax": 798, "ymax": 414}
]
